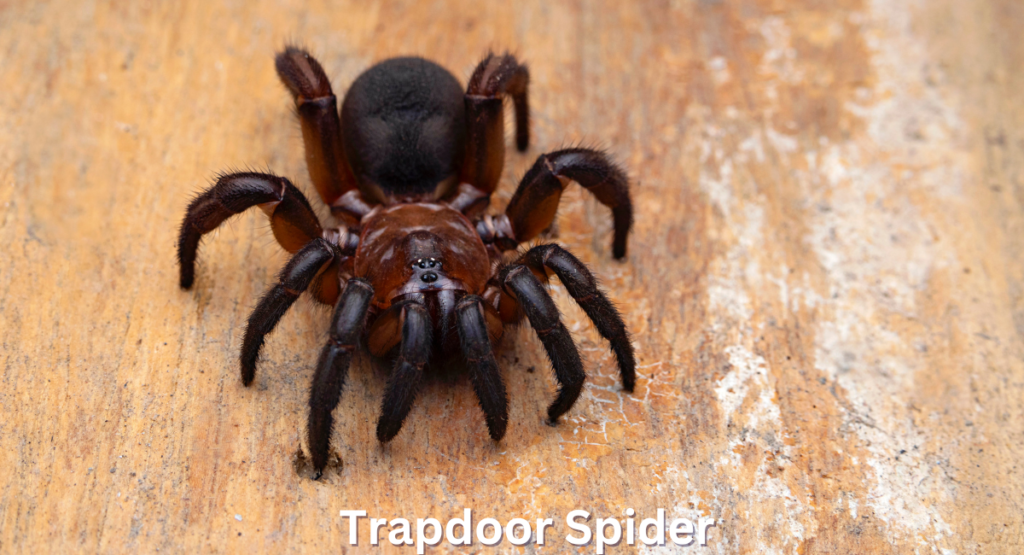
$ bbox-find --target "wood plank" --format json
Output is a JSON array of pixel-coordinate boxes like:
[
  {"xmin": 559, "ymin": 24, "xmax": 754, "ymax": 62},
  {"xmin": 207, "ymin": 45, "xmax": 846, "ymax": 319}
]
[{"xmin": 1, "ymin": 0, "xmax": 1022, "ymax": 552}]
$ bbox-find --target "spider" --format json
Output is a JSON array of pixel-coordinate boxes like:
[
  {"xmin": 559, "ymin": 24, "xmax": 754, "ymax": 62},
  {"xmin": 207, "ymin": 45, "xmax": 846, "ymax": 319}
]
[{"xmin": 177, "ymin": 47, "xmax": 636, "ymax": 479}]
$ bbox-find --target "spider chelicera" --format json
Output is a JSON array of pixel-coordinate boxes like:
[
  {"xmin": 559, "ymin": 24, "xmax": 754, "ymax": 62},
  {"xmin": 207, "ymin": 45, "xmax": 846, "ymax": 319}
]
[{"xmin": 177, "ymin": 47, "xmax": 636, "ymax": 479}]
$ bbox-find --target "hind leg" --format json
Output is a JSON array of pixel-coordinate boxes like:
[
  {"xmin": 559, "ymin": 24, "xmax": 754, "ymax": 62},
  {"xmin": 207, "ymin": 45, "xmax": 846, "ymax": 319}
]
[
  {"xmin": 450, "ymin": 53, "xmax": 530, "ymax": 217},
  {"xmin": 275, "ymin": 47, "xmax": 370, "ymax": 222}
]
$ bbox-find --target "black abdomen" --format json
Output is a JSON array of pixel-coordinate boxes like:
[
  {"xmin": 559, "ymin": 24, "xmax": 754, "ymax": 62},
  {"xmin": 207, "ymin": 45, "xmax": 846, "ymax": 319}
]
[{"xmin": 341, "ymin": 57, "xmax": 465, "ymax": 200}]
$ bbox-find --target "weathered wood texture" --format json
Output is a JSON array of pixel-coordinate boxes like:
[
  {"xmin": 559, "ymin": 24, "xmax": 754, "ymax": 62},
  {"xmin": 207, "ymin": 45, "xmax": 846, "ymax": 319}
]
[{"xmin": 2, "ymin": 0, "xmax": 1023, "ymax": 553}]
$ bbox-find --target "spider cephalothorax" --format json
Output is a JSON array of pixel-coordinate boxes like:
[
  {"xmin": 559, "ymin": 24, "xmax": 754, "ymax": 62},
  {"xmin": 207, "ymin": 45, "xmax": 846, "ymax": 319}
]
[{"xmin": 178, "ymin": 48, "xmax": 636, "ymax": 479}]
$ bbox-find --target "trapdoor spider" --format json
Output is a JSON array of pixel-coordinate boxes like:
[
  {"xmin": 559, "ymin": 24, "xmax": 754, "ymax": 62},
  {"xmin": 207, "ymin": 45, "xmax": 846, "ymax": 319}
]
[{"xmin": 178, "ymin": 48, "xmax": 636, "ymax": 479}]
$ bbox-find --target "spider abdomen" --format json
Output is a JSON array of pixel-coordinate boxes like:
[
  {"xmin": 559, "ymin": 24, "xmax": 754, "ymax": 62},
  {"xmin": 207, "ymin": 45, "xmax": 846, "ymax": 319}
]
[{"xmin": 341, "ymin": 57, "xmax": 466, "ymax": 202}]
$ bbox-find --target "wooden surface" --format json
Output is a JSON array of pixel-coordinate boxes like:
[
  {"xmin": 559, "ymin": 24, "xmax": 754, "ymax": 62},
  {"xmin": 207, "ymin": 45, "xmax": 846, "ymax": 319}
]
[{"xmin": 2, "ymin": 0, "xmax": 1024, "ymax": 553}]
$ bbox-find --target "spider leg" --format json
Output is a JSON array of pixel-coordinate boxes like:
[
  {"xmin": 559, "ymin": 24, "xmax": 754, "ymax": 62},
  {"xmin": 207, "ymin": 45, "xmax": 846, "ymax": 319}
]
[
  {"xmin": 499, "ymin": 265, "xmax": 585, "ymax": 424},
  {"xmin": 240, "ymin": 238, "xmax": 335, "ymax": 386},
  {"xmin": 275, "ymin": 47, "xmax": 360, "ymax": 214},
  {"xmin": 456, "ymin": 295, "xmax": 509, "ymax": 440},
  {"xmin": 504, "ymin": 149, "xmax": 633, "ymax": 259},
  {"xmin": 520, "ymin": 244, "xmax": 636, "ymax": 391},
  {"xmin": 376, "ymin": 302, "xmax": 432, "ymax": 443},
  {"xmin": 461, "ymin": 53, "xmax": 530, "ymax": 196},
  {"xmin": 307, "ymin": 278, "xmax": 374, "ymax": 479},
  {"xmin": 177, "ymin": 172, "xmax": 322, "ymax": 289}
]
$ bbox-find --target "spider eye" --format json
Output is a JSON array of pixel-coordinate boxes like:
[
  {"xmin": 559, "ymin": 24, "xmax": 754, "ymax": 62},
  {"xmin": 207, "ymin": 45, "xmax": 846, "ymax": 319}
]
[{"xmin": 413, "ymin": 257, "xmax": 441, "ymax": 270}]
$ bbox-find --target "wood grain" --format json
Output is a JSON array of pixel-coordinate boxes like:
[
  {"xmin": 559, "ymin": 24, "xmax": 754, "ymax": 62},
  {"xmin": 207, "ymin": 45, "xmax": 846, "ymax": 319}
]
[{"xmin": 2, "ymin": 0, "xmax": 1023, "ymax": 552}]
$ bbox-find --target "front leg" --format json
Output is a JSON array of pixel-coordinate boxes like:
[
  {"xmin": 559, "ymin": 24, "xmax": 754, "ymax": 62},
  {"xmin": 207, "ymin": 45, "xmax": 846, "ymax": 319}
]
[{"xmin": 308, "ymin": 278, "xmax": 374, "ymax": 479}]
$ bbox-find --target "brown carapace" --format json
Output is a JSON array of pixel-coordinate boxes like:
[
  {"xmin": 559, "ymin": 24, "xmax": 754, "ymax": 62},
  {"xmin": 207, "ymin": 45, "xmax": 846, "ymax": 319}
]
[{"xmin": 177, "ymin": 48, "xmax": 636, "ymax": 479}]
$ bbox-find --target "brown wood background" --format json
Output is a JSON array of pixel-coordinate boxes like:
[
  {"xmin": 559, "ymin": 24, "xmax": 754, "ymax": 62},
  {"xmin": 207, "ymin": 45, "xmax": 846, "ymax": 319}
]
[{"xmin": 2, "ymin": 0, "xmax": 1023, "ymax": 553}]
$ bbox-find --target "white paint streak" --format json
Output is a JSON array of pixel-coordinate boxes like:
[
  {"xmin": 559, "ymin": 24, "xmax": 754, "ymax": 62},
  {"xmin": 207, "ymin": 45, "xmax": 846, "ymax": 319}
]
[
  {"xmin": 655, "ymin": 2, "xmax": 968, "ymax": 552},
  {"xmin": 714, "ymin": 346, "xmax": 776, "ymax": 429},
  {"xmin": 801, "ymin": 0, "xmax": 965, "ymax": 550}
]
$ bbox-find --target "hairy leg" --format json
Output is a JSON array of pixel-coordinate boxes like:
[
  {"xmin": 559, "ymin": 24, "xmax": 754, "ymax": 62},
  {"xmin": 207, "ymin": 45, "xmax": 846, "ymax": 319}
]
[
  {"xmin": 307, "ymin": 278, "xmax": 374, "ymax": 479},
  {"xmin": 504, "ymin": 148, "xmax": 633, "ymax": 259},
  {"xmin": 461, "ymin": 52, "xmax": 530, "ymax": 196},
  {"xmin": 520, "ymin": 244, "xmax": 636, "ymax": 391},
  {"xmin": 376, "ymin": 302, "xmax": 433, "ymax": 442},
  {"xmin": 275, "ymin": 47, "xmax": 359, "ymax": 212},
  {"xmin": 456, "ymin": 295, "xmax": 509, "ymax": 440},
  {"xmin": 240, "ymin": 238, "xmax": 335, "ymax": 385},
  {"xmin": 500, "ymin": 265, "xmax": 585, "ymax": 424},
  {"xmin": 177, "ymin": 172, "xmax": 322, "ymax": 289}
]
